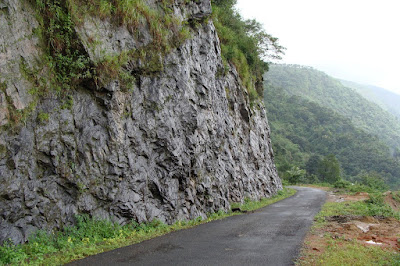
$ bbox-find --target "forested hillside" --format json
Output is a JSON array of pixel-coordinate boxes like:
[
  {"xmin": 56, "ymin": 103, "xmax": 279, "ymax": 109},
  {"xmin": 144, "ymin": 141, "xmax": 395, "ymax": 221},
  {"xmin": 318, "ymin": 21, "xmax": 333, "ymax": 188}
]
[
  {"xmin": 340, "ymin": 80, "xmax": 400, "ymax": 120},
  {"xmin": 264, "ymin": 66, "xmax": 400, "ymax": 188},
  {"xmin": 265, "ymin": 64, "xmax": 400, "ymax": 152}
]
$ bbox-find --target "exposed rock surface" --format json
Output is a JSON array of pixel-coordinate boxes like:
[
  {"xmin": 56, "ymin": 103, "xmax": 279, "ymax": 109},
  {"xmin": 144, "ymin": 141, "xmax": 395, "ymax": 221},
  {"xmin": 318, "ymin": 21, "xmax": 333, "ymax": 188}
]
[
  {"xmin": 0, "ymin": 0, "xmax": 281, "ymax": 244},
  {"xmin": 0, "ymin": 0, "xmax": 39, "ymax": 126}
]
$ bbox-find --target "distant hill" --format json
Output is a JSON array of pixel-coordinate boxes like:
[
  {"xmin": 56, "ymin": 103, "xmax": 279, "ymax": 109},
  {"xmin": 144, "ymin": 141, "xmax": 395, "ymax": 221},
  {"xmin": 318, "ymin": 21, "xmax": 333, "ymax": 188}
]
[
  {"xmin": 263, "ymin": 85, "xmax": 400, "ymax": 187},
  {"xmin": 340, "ymin": 80, "xmax": 400, "ymax": 120},
  {"xmin": 264, "ymin": 64, "xmax": 400, "ymax": 152}
]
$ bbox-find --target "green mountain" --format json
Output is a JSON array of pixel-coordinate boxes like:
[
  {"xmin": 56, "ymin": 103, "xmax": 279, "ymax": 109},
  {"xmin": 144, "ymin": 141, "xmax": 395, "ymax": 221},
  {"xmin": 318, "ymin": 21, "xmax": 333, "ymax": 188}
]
[
  {"xmin": 263, "ymin": 64, "xmax": 400, "ymax": 188},
  {"xmin": 340, "ymin": 80, "xmax": 400, "ymax": 120},
  {"xmin": 264, "ymin": 64, "xmax": 400, "ymax": 152}
]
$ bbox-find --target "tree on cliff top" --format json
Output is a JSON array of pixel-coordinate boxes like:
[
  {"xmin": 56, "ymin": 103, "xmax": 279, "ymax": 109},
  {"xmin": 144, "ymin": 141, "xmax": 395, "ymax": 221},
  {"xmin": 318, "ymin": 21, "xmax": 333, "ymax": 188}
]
[{"xmin": 212, "ymin": 0, "xmax": 285, "ymax": 99}]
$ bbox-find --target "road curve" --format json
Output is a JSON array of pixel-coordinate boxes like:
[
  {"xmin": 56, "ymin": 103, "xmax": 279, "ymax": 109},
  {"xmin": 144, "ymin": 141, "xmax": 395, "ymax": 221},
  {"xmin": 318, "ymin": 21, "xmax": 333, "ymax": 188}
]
[{"xmin": 69, "ymin": 186, "xmax": 326, "ymax": 266}]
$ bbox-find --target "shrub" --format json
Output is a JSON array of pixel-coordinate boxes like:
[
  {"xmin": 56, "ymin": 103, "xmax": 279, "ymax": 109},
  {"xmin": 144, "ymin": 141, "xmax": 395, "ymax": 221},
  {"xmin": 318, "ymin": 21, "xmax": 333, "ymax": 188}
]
[
  {"xmin": 334, "ymin": 179, "xmax": 352, "ymax": 189},
  {"xmin": 353, "ymin": 171, "xmax": 389, "ymax": 192},
  {"xmin": 31, "ymin": 0, "xmax": 93, "ymax": 92},
  {"xmin": 285, "ymin": 166, "xmax": 306, "ymax": 184}
]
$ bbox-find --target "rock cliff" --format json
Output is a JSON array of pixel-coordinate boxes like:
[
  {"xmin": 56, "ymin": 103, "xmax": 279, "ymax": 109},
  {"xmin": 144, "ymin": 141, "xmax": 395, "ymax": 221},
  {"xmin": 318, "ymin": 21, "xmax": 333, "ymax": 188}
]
[{"xmin": 0, "ymin": 0, "xmax": 281, "ymax": 244}]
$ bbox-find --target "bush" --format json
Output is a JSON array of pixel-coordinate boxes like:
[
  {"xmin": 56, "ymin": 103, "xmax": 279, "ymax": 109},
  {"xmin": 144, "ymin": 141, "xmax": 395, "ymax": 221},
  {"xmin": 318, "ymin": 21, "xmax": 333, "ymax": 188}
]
[
  {"xmin": 0, "ymin": 241, "xmax": 28, "ymax": 265},
  {"xmin": 304, "ymin": 174, "xmax": 320, "ymax": 184},
  {"xmin": 356, "ymin": 172, "xmax": 389, "ymax": 192},
  {"xmin": 334, "ymin": 179, "xmax": 352, "ymax": 189},
  {"xmin": 347, "ymin": 183, "xmax": 372, "ymax": 193},
  {"xmin": 365, "ymin": 193, "xmax": 385, "ymax": 206},
  {"xmin": 365, "ymin": 194, "xmax": 399, "ymax": 218},
  {"xmin": 285, "ymin": 166, "xmax": 306, "ymax": 184}
]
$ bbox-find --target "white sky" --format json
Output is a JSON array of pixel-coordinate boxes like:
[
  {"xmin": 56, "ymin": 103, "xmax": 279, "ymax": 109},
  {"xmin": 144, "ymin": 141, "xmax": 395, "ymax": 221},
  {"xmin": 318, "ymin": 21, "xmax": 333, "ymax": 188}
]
[{"xmin": 236, "ymin": 0, "xmax": 400, "ymax": 95}]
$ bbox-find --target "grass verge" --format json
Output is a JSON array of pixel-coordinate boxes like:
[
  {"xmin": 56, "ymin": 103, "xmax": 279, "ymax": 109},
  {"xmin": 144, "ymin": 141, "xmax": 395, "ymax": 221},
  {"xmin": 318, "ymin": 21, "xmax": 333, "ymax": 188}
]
[
  {"xmin": 300, "ymin": 239, "xmax": 400, "ymax": 266},
  {"xmin": 0, "ymin": 187, "xmax": 295, "ymax": 265},
  {"xmin": 314, "ymin": 193, "xmax": 400, "ymax": 226},
  {"xmin": 231, "ymin": 187, "xmax": 296, "ymax": 212}
]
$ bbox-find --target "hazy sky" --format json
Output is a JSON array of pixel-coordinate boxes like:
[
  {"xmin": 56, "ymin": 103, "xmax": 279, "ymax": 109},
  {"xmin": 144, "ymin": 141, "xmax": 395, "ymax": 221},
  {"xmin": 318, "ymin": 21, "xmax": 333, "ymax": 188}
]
[{"xmin": 236, "ymin": 0, "xmax": 400, "ymax": 95}]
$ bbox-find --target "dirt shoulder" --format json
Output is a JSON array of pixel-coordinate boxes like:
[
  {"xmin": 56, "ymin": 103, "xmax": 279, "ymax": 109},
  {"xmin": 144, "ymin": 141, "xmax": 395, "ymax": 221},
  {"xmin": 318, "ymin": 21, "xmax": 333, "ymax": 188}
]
[{"xmin": 297, "ymin": 188, "xmax": 400, "ymax": 265}]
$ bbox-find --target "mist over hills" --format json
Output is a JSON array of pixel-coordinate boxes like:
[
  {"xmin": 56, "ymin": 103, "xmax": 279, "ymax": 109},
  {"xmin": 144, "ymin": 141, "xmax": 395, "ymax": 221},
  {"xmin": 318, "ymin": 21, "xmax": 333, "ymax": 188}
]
[
  {"xmin": 340, "ymin": 80, "xmax": 400, "ymax": 120},
  {"xmin": 265, "ymin": 64, "xmax": 400, "ymax": 152}
]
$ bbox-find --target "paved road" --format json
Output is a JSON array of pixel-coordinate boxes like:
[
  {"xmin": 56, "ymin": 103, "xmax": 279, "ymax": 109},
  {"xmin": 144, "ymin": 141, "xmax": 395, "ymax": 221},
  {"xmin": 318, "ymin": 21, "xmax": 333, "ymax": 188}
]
[{"xmin": 69, "ymin": 186, "xmax": 326, "ymax": 266}]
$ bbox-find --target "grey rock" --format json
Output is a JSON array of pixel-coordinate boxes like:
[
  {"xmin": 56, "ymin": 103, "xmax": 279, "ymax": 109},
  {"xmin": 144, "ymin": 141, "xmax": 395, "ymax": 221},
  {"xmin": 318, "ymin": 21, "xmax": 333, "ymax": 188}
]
[
  {"xmin": 0, "ymin": 0, "xmax": 39, "ymax": 126},
  {"xmin": 0, "ymin": 0, "xmax": 282, "ymax": 244},
  {"xmin": 0, "ymin": 91, "xmax": 8, "ymax": 126},
  {"xmin": 0, "ymin": 221, "xmax": 23, "ymax": 244}
]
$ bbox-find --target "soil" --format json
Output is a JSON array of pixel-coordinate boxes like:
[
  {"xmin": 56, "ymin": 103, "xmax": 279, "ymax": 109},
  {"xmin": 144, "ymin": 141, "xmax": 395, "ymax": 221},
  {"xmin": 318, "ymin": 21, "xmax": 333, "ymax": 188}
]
[
  {"xmin": 326, "ymin": 191, "xmax": 369, "ymax": 203},
  {"xmin": 327, "ymin": 215, "xmax": 400, "ymax": 249}
]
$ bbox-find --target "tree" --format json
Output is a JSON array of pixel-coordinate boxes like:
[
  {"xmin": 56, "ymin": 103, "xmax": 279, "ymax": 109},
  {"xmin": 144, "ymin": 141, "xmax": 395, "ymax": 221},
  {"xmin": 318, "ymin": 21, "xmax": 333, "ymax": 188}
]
[
  {"xmin": 353, "ymin": 171, "xmax": 389, "ymax": 192},
  {"xmin": 286, "ymin": 166, "xmax": 306, "ymax": 184},
  {"xmin": 317, "ymin": 154, "xmax": 341, "ymax": 184},
  {"xmin": 212, "ymin": 0, "xmax": 285, "ymax": 97},
  {"xmin": 305, "ymin": 154, "xmax": 322, "ymax": 177}
]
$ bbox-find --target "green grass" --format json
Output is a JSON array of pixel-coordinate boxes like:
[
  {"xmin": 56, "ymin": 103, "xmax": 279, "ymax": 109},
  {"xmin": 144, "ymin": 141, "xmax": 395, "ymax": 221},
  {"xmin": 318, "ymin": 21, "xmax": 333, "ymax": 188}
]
[
  {"xmin": 392, "ymin": 191, "xmax": 400, "ymax": 203},
  {"xmin": 37, "ymin": 112, "xmax": 49, "ymax": 124},
  {"xmin": 231, "ymin": 187, "xmax": 296, "ymax": 212},
  {"xmin": 0, "ymin": 187, "xmax": 295, "ymax": 265},
  {"xmin": 301, "ymin": 239, "xmax": 400, "ymax": 266},
  {"xmin": 314, "ymin": 195, "xmax": 400, "ymax": 226}
]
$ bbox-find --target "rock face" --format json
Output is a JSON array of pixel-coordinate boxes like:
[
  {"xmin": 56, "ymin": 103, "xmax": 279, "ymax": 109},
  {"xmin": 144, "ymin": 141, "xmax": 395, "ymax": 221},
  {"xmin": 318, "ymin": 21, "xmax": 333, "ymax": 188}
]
[{"xmin": 0, "ymin": 0, "xmax": 281, "ymax": 244}]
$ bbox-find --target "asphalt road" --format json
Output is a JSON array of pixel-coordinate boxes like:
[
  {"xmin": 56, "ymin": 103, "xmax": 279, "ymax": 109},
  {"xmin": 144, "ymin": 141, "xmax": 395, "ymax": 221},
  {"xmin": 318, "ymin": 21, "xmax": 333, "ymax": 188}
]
[{"xmin": 69, "ymin": 186, "xmax": 326, "ymax": 266}]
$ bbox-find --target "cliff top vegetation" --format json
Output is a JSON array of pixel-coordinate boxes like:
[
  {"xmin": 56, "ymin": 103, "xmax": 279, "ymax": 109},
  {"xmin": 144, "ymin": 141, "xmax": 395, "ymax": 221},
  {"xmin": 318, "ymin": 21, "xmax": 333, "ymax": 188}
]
[{"xmin": 212, "ymin": 0, "xmax": 284, "ymax": 100}]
